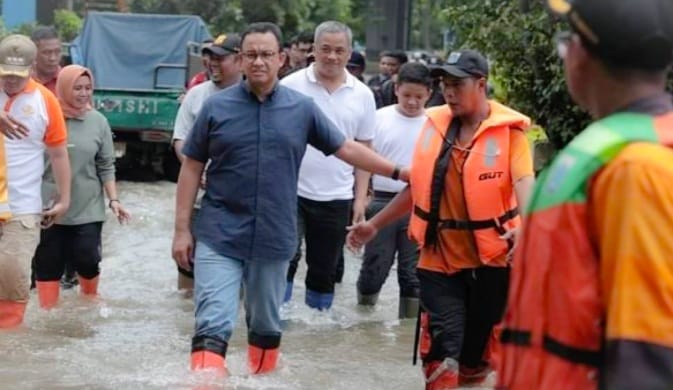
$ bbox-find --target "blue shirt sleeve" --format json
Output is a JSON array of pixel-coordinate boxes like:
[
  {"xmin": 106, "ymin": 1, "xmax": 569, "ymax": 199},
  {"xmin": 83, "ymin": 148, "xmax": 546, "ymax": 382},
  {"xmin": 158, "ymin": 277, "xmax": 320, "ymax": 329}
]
[
  {"xmin": 182, "ymin": 99, "xmax": 211, "ymax": 163},
  {"xmin": 307, "ymin": 99, "xmax": 346, "ymax": 155}
]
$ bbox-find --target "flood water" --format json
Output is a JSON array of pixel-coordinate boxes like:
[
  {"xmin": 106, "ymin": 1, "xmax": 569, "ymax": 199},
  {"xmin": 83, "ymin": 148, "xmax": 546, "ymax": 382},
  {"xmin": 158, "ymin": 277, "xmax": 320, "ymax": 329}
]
[{"xmin": 0, "ymin": 181, "xmax": 492, "ymax": 389}]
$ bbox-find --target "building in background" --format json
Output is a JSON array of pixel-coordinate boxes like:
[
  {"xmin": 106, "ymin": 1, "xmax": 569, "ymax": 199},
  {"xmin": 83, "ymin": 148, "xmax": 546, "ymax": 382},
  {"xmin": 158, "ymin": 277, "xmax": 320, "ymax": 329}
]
[{"xmin": 365, "ymin": 0, "xmax": 411, "ymax": 60}]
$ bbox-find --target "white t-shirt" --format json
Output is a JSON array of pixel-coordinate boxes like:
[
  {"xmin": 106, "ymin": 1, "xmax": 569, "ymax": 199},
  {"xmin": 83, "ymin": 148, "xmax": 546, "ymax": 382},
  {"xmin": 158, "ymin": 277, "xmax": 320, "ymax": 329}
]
[
  {"xmin": 173, "ymin": 81, "xmax": 220, "ymax": 141},
  {"xmin": 281, "ymin": 64, "xmax": 376, "ymax": 201},
  {"xmin": 372, "ymin": 105, "xmax": 427, "ymax": 193}
]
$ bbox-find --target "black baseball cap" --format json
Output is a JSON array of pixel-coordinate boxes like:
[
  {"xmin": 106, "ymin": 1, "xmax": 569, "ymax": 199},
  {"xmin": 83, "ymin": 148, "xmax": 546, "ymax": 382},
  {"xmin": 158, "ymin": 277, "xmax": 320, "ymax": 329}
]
[
  {"xmin": 430, "ymin": 50, "xmax": 488, "ymax": 79},
  {"xmin": 203, "ymin": 34, "xmax": 241, "ymax": 56},
  {"xmin": 547, "ymin": 0, "xmax": 673, "ymax": 70},
  {"xmin": 347, "ymin": 51, "xmax": 365, "ymax": 69}
]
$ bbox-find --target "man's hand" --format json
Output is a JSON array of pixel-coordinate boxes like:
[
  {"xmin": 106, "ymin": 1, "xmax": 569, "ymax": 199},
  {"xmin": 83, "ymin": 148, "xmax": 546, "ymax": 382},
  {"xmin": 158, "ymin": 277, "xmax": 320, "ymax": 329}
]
[
  {"xmin": 41, "ymin": 200, "xmax": 69, "ymax": 229},
  {"xmin": 352, "ymin": 198, "xmax": 368, "ymax": 224},
  {"xmin": 346, "ymin": 221, "xmax": 379, "ymax": 254},
  {"xmin": 0, "ymin": 112, "xmax": 29, "ymax": 140},
  {"xmin": 500, "ymin": 226, "xmax": 520, "ymax": 262},
  {"xmin": 172, "ymin": 230, "xmax": 194, "ymax": 271},
  {"xmin": 398, "ymin": 167, "xmax": 410, "ymax": 182}
]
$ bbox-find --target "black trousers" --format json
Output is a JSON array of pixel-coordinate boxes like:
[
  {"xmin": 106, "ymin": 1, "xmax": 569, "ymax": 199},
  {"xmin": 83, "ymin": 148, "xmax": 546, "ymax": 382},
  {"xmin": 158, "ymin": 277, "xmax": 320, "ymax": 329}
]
[
  {"xmin": 34, "ymin": 222, "xmax": 103, "ymax": 281},
  {"xmin": 418, "ymin": 266, "xmax": 510, "ymax": 368},
  {"xmin": 286, "ymin": 196, "xmax": 352, "ymax": 294},
  {"xmin": 357, "ymin": 195, "xmax": 420, "ymax": 297}
]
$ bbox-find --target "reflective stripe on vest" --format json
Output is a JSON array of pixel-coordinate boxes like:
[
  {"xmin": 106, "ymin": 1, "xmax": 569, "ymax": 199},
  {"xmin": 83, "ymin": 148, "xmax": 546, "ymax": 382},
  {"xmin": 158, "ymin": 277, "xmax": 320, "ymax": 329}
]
[{"xmin": 408, "ymin": 101, "xmax": 531, "ymax": 264}]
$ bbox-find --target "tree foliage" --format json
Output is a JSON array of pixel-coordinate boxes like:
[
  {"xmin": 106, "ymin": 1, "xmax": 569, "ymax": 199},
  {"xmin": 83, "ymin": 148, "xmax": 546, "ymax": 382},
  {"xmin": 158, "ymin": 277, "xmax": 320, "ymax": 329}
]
[
  {"xmin": 441, "ymin": 0, "xmax": 673, "ymax": 149},
  {"xmin": 54, "ymin": 9, "xmax": 82, "ymax": 41},
  {"xmin": 441, "ymin": 0, "xmax": 589, "ymax": 148},
  {"xmin": 127, "ymin": 0, "xmax": 361, "ymax": 43}
]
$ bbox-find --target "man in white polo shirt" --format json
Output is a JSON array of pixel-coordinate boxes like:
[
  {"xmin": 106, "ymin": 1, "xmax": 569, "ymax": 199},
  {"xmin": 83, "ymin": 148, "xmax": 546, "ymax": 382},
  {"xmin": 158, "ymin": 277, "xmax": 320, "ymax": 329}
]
[
  {"xmin": 281, "ymin": 21, "xmax": 376, "ymax": 310},
  {"xmin": 172, "ymin": 34, "xmax": 242, "ymax": 292},
  {"xmin": 0, "ymin": 34, "xmax": 71, "ymax": 328}
]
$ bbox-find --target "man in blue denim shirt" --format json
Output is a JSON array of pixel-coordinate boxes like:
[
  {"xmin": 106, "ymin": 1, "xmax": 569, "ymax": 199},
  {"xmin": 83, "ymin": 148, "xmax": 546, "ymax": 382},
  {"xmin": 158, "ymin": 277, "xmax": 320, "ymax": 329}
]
[{"xmin": 172, "ymin": 22, "xmax": 408, "ymax": 376}]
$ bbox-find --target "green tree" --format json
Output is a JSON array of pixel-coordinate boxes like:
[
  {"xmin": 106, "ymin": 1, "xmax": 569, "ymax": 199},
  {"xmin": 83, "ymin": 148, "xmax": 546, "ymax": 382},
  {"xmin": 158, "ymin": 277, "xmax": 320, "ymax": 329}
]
[
  {"xmin": 128, "ymin": 0, "xmax": 358, "ymax": 44},
  {"xmin": 440, "ymin": 0, "xmax": 673, "ymax": 149},
  {"xmin": 54, "ymin": 9, "xmax": 82, "ymax": 41},
  {"xmin": 410, "ymin": 0, "xmax": 445, "ymax": 50},
  {"xmin": 13, "ymin": 22, "xmax": 39, "ymax": 37},
  {"xmin": 440, "ymin": 0, "xmax": 589, "ymax": 148}
]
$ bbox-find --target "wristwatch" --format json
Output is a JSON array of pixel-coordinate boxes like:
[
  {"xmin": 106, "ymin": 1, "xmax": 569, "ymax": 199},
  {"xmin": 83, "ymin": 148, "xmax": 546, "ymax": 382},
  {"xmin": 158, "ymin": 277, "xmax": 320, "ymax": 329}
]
[{"xmin": 391, "ymin": 165, "xmax": 401, "ymax": 181}]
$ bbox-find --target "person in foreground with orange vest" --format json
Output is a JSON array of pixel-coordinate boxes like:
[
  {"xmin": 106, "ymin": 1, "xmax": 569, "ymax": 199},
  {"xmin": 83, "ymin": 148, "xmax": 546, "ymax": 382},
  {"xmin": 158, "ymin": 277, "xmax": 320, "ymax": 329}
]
[
  {"xmin": 347, "ymin": 49, "xmax": 535, "ymax": 389},
  {"xmin": 498, "ymin": 0, "xmax": 673, "ymax": 389}
]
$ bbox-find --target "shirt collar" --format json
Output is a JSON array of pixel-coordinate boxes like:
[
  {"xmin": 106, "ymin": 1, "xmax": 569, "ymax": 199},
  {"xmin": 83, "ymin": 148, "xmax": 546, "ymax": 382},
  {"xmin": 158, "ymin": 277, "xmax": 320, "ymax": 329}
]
[
  {"xmin": 2, "ymin": 78, "xmax": 38, "ymax": 101},
  {"xmin": 240, "ymin": 79, "xmax": 281, "ymax": 101},
  {"xmin": 306, "ymin": 63, "xmax": 355, "ymax": 89},
  {"xmin": 619, "ymin": 92, "xmax": 673, "ymax": 116},
  {"xmin": 23, "ymin": 78, "xmax": 39, "ymax": 94},
  {"xmin": 31, "ymin": 67, "xmax": 60, "ymax": 85}
]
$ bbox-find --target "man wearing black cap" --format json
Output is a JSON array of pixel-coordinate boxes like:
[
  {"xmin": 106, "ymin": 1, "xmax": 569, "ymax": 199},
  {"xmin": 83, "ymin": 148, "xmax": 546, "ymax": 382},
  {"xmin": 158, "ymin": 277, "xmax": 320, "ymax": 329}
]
[
  {"xmin": 172, "ymin": 34, "xmax": 242, "ymax": 292},
  {"xmin": 499, "ymin": 0, "xmax": 673, "ymax": 389},
  {"xmin": 347, "ymin": 48, "xmax": 535, "ymax": 388},
  {"xmin": 347, "ymin": 51, "xmax": 366, "ymax": 82}
]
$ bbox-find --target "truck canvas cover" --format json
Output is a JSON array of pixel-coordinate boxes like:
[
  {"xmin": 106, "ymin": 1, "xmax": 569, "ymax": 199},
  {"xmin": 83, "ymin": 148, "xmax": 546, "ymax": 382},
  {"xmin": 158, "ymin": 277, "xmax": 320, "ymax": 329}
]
[{"xmin": 70, "ymin": 12, "xmax": 211, "ymax": 90}]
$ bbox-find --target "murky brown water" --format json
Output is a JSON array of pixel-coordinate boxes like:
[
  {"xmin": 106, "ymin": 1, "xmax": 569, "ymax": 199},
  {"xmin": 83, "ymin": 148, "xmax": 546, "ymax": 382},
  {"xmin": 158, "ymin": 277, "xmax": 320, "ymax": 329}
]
[{"xmin": 0, "ymin": 181, "xmax": 442, "ymax": 389}]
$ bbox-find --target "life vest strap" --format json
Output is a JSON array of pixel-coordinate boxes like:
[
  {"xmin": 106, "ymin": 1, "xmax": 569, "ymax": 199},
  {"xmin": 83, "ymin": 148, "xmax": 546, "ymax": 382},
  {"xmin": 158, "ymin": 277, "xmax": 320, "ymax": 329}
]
[
  {"xmin": 501, "ymin": 328, "xmax": 601, "ymax": 367},
  {"xmin": 413, "ymin": 206, "xmax": 519, "ymax": 231}
]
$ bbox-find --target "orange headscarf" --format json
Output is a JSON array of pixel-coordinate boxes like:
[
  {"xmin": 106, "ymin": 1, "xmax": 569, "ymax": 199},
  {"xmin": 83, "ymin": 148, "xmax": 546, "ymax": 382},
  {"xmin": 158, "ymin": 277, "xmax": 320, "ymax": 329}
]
[{"xmin": 56, "ymin": 65, "xmax": 94, "ymax": 119}]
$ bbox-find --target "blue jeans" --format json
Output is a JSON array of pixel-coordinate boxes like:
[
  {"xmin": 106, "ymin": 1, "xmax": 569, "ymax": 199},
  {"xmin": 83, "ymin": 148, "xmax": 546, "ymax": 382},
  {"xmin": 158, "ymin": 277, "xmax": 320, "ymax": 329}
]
[{"xmin": 192, "ymin": 242, "xmax": 289, "ymax": 356}]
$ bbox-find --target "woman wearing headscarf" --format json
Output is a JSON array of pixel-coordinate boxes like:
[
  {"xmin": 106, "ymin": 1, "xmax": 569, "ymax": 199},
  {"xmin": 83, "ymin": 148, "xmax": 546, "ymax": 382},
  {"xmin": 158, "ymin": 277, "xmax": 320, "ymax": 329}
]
[{"xmin": 34, "ymin": 65, "xmax": 131, "ymax": 308}]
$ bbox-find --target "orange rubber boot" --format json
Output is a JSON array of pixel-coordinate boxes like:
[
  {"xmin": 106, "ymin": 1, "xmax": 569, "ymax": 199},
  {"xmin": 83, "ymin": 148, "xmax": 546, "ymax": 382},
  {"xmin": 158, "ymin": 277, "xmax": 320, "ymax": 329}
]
[
  {"xmin": 190, "ymin": 350, "xmax": 227, "ymax": 375},
  {"xmin": 419, "ymin": 312, "xmax": 432, "ymax": 360},
  {"xmin": 248, "ymin": 345, "xmax": 279, "ymax": 375},
  {"xmin": 424, "ymin": 358, "xmax": 459, "ymax": 390},
  {"xmin": 78, "ymin": 276, "xmax": 99, "ymax": 296},
  {"xmin": 36, "ymin": 281, "xmax": 60, "ymax": 309},
  {"xmin": 0, "ymin": 300, "xmax": 27, "ymax": 328}
]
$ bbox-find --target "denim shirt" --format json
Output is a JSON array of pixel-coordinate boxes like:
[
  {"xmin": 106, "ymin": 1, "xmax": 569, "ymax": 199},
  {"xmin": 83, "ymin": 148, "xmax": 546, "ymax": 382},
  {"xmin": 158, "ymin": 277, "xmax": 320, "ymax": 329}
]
[{"xmin": 183, "ymin": 81, "xmax": 346, "ymax": 262}]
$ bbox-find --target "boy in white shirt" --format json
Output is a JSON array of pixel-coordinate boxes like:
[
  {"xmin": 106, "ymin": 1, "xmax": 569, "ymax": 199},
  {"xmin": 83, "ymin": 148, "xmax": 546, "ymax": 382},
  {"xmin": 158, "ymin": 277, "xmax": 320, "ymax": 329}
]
[{"xmin": 356, "ymin": 62, "xmax": 432, "ymax": 318}]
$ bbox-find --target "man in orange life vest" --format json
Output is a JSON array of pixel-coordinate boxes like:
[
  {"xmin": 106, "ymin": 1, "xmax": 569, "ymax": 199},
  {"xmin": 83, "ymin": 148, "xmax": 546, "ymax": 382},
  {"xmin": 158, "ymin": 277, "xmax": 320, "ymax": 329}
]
[
  {"xmin": 498, "ymin": 0, "xmax": 673, "ymax": 389},
  {"xmin": 347, "ymin": 49, "xmax": 535, "ymax": 389}
]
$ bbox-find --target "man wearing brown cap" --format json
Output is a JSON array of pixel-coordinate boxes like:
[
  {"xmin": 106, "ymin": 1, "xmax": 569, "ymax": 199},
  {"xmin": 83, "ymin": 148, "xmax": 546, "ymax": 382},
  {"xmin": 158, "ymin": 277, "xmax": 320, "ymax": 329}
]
[
  {"xmin": 0, "ymin": 34, "xmax": 71, "ymax": 328},
  {"xmin": 172, "ymin": 33, "xmax": 242, "ymax": 292},
  {"xmin": 499, "ymin": 0, "xmax": 673, "ymax": 389}
]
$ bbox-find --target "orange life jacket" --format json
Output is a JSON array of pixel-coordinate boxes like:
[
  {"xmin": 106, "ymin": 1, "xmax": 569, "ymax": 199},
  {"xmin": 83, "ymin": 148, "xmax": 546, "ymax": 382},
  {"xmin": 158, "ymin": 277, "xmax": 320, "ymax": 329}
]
[
  {"xmin": 408, "ymin": 101, "xmax": 530, "ymax": 265},
  {"xmin": 498, "ymin": 112, "xmax": 673, "ymax": 389}
]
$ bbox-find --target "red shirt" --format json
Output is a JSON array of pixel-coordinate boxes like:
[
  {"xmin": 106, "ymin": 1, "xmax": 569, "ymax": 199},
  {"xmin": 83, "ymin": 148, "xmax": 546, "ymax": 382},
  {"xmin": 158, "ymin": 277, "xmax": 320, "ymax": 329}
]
[
  {"xmin": 187, "ymin": 71, "xmax": 209, "ymax": 90},
  {"xmin": 32, "ymin": 68, "xmax": 61, "ymax": 95}
]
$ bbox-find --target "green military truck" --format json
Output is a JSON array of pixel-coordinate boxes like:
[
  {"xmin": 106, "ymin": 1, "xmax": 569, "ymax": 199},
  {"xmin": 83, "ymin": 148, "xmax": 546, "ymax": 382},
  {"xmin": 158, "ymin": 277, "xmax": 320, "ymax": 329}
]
[{"xmin": 69, "ymin": 12, "xmax": 211, "ymax": 181}]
